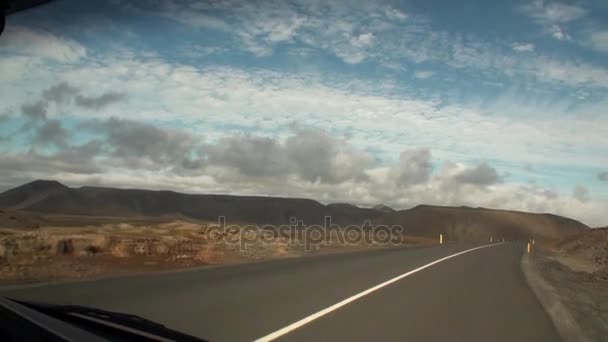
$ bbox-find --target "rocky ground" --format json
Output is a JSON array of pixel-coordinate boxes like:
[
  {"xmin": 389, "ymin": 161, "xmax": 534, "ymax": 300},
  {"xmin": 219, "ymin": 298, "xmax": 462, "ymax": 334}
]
[
  {"xmin": 0, "ymin": 220, "xmax": 434, "ymax": 286},
  {"xmin": 523, "ymin": 229, "xmax": 608, "ymax": 342}
]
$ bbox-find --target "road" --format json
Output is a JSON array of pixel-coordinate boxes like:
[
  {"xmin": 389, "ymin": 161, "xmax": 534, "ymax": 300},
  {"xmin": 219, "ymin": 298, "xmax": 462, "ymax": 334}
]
[{"xmin": 0, "ymin": 242, "xmax": 560, "ymax": 341}]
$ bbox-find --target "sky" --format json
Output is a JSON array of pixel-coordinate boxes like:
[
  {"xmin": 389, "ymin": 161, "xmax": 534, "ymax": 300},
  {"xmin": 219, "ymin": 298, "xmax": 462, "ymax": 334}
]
[{"xmin": 0, "ymin": 0, "xmax": 607, "ymax": 226}]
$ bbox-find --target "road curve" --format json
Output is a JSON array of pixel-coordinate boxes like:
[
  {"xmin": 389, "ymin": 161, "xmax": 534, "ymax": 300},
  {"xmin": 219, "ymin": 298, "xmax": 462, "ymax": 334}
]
[{"xmin": 0, "ymin": 242, "xmax": 560, "ymax": 341}]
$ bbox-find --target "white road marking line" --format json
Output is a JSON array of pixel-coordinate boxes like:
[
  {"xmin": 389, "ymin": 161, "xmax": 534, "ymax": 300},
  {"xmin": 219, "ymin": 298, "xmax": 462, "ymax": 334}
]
[{"xmin": 254, "ymin": 243, "xmax": 505, "ymax": 342}]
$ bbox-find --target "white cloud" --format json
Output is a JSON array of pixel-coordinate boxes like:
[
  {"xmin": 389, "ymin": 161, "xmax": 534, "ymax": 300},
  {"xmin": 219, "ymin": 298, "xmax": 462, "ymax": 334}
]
[
  {"xmin": 573, "ymin": 185, "xmax": 590, "ymax": 202},
  {"xmin": 512, "ymin": 42, "xmax": 535, "ymax": 52},
  {"xmin": 413, "ymin": 70, "xmax": 434, "ymax": 79},
  {"xmin": 185, "ymin": 46, "xmax": 226, "ymax": 58},
  {"xmin": 550, "ymin": 24, "xmax": 570, "ymax": 40},
  {"xmin": 519, "ymin": 1, "xmax": 586, "ymax": 41},
  {"xmin": 521, "ymin": 1, "xmax": 587, "ymax": 24},
  {"xmin": 2, "ymin": 54, "xmax": 608, "ymax": 171},
  {"xmin": 356, "ymin": 33, "xmax": 375, "ymax": 46},
  {"xmin": 126, "ymin": 0, "xmax": 404, "ymax": 64},
  {"xmin": 0, "ymin": 25, "xmax": 86, "ymax": 62},
  {"xmin": 445, "ymin": 35, "xmax": 608, "ymax": 87},
  {"xmin": 117, "ymin": 0, "xmax": 608, "ymax": 89},
  {"xmin": 168, "ymin": 12, "xmax": 230, "ymax": 31},
  {"xmin": 589, "ymin": 30, "xmax": 608, "ymax": 53},
  {"xmin": 382, "ymin": 6, "xmax": 408, "ymax": 22},
  {"xmin": 529, "ymin": 56, "xmax": 608, "ymax": 87}
]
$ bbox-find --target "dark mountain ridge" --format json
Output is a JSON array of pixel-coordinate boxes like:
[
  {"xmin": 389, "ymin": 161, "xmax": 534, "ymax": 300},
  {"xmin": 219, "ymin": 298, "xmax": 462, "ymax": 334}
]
[
  {"xmin": 0, "ymin": 180, "xmax": 381, "ymax": 225},
  {"xmin": 0, "ymin": 180, "xmax": 590, "ymax": 239}
]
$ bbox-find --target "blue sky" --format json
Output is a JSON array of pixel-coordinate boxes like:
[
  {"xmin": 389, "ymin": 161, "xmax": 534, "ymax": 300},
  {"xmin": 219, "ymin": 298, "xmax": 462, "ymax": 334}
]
[{"xmin": 0, "ymin": 0, "xmax": 607, "ymax": 225}]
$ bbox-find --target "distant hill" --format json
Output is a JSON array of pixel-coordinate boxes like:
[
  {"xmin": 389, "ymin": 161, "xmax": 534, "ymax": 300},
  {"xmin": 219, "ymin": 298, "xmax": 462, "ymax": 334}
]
[
  {"xmin": 0, "ymin": 180, "xmax": 589, "ymax": 239},
  {"xmin": 0, "ymin": 180, "xmax": 69, "ymax": 210},
  {"xmin": 371, "ymin": 205, "xmax": 588, "ymax": 240},
  {"xmin": 0, "ymin": 180, "xmax": 383, "ymax": 225},
  {"xmin": 372, "ymin": 204, "xmax": 396, "ymax": 214}
]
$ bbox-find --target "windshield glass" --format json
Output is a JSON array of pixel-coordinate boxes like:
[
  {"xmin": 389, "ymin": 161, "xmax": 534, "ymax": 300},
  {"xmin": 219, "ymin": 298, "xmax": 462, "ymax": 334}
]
[{"xmin": 0, "ymin": 1, "xmax": 607, "ymax": 341}]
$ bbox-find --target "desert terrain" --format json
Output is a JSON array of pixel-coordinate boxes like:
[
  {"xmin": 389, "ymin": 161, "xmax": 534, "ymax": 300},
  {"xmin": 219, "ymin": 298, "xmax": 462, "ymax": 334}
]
[
  {"xmin": 0, "ymin": 211, "xmax": 437, "ymax": 285},
  {"xmin": 0, "ymin": 180, "xmax": 591, "ymax": 285},
  {"xmin": 523, "ymin": 227, "xmax": 608, "ymax": 341}
]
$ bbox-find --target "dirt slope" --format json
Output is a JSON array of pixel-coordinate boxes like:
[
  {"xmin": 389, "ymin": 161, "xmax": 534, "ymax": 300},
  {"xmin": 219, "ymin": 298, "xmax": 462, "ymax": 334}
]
[{"xmin": 554, "ymin": 227, "xmax": 608, "ymax": 273}]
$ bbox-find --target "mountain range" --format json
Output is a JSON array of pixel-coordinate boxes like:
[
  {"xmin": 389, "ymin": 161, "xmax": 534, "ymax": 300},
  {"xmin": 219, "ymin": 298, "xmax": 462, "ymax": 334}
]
[{"xmin": 0, "ymin": 180, "xmax": 589, "ymax": 240}]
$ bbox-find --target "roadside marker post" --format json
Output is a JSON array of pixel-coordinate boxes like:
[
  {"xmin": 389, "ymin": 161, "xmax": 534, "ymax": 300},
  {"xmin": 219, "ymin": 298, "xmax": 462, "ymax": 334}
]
[
  {"xmin": 527, "ymin": 242, "xmax": 531, "ymax": 254},
  {"xmin": 439, "ymin": 234, "xmax": 443, "ymax": 245},
  {"xmin": 490, "ymin": 236, "xmax": 493, "ymax": 243}
]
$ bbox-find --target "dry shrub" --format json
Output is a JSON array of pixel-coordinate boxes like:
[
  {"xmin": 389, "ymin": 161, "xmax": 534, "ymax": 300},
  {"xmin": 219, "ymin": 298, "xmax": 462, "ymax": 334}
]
[
  {"xmin": 197, "ymin": 245, "xmax": 223, "ymax": 263},
  {"xmin": 84, "ymin": 245, "xmax": 103, "ymax": 255},
  {"xmin": 56, "ymin": 239, "xmax": 74, "ymax": 255}
]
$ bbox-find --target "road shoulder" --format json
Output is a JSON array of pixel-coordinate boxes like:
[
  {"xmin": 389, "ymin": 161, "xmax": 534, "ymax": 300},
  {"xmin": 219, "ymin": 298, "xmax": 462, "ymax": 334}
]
[{"xmin": 522, "ymin": 250, "xmax": 604, "ymax": 342}]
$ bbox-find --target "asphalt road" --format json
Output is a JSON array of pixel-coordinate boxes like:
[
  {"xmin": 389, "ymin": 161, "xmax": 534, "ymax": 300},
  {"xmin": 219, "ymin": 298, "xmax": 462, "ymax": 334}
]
[{"xmin": 0, "ymin": 242, "xmax": 560, "ymax": 341}]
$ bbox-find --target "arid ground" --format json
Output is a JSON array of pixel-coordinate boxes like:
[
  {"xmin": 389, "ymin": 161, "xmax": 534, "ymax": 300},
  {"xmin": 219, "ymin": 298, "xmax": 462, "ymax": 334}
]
[
  {"xmin": 523, "ymin": 228, "xmax": 608, "ymax": 341},
  {"xmin": 0, "ymin": 210, "xmax": 437, "ymax": 285}
]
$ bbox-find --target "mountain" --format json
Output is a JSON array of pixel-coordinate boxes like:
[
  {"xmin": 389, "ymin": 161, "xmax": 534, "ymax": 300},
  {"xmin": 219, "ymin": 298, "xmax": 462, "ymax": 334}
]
[
  {"xmin": 0, "ymin": 180, "xmax": 383, "ymax": 225},
  {"xmin": 372, "ymin": 204, "xmax": 396, "ymax": 214},
  {"xmin": 0, "ymin": 180, "xmax": 69, "ymax": 210},
  {"xmin": 371, "ymin": 204, "xmax": 588, "ymax": 240},
  {"xmin": 0, "ymin": 180, "xmax": 589, "ymax": 239}
]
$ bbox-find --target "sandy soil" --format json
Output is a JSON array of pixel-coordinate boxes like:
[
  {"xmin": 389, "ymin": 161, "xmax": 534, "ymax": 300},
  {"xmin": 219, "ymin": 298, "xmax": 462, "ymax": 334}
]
[
  {"xmin": 523, "ymin": 231, "xmax": 608, "ymax": 342},
  {"xmin": 0, "ymin": 221, "xmax": 435, "ymax": 286}
]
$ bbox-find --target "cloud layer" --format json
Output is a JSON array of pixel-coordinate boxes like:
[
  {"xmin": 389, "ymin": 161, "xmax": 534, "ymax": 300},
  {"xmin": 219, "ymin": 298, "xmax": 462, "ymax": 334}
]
[
  {"xmin": 0, "ymin": 0, "xmax": 607, "ymax": 226},
  {"xmin": 0, "ymin": 82, "xmax": 606, "ymax": 226}
]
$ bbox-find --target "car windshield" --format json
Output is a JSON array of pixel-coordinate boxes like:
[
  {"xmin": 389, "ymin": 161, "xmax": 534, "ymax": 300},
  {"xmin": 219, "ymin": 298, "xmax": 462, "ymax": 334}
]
[{"xmin": 0, "ymin": 1, "xmax": 607, "ymax": 341}]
